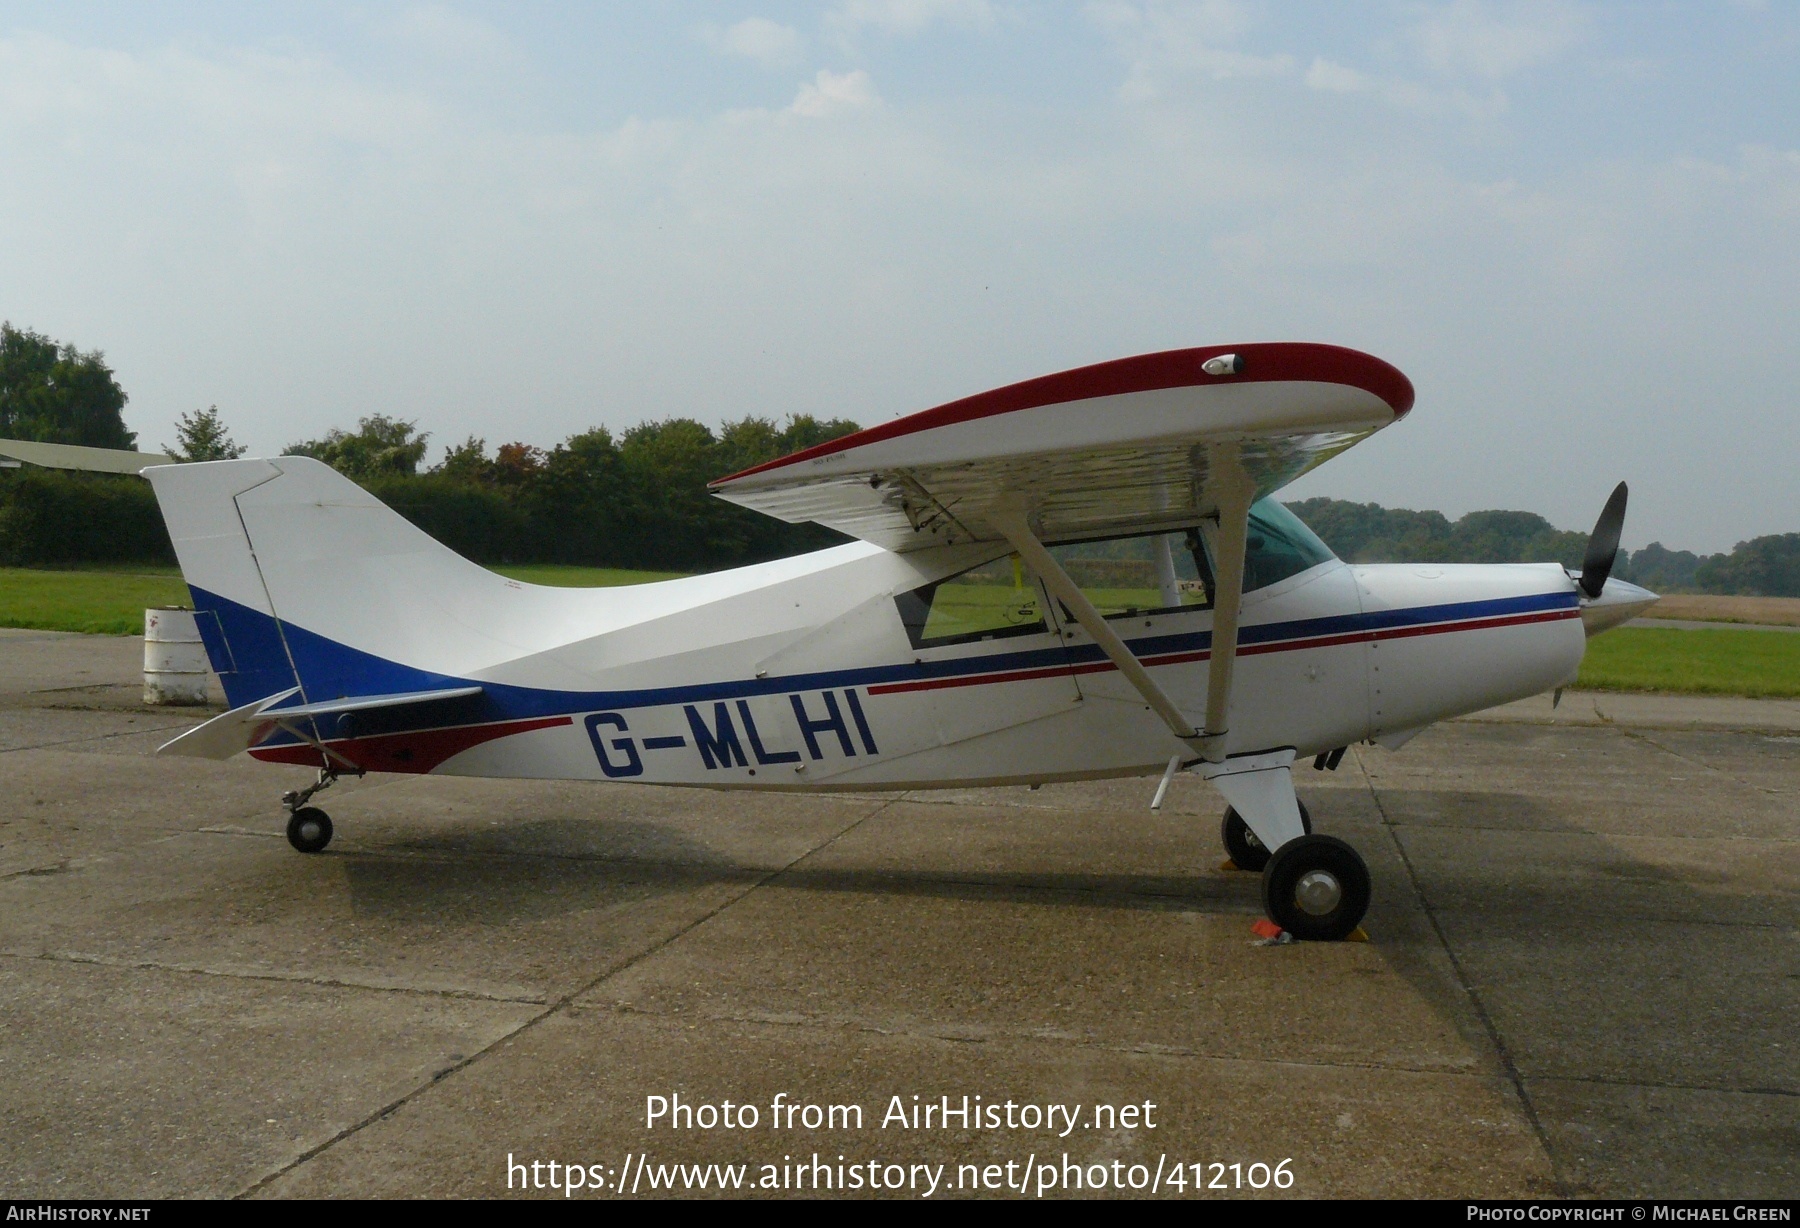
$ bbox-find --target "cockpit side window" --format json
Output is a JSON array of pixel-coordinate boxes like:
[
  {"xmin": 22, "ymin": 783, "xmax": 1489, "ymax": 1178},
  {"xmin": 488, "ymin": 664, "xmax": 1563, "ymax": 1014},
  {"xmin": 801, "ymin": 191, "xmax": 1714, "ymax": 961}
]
[{"xmin": 895, "ymin": 500, "xmax": 1333, "ymax": 649}]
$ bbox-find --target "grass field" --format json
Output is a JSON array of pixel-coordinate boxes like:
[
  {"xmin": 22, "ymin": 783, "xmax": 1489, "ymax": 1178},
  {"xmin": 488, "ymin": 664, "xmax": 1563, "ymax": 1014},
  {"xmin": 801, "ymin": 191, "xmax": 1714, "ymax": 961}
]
[
  {"xmin": 0, "ymin": 563, "xmax": 688, "ymax": 636},
  {"xmin": 1575, "ymin": 626, "xmax": 1800, "ymax": 698},
  {"xmin": 490, "ymin": 564, "xmax": 689, "ymax": 587},
  {"xmin": 0, "ymin": 567, "xmax": 192, "ymax": 635}
]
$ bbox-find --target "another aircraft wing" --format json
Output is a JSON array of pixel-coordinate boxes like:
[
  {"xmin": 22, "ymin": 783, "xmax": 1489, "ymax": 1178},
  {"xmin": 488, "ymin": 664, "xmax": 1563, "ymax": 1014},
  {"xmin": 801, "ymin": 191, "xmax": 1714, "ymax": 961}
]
[{"xmin": 710, "ymin": 343, "xmax": 1412, "ymax": 550}]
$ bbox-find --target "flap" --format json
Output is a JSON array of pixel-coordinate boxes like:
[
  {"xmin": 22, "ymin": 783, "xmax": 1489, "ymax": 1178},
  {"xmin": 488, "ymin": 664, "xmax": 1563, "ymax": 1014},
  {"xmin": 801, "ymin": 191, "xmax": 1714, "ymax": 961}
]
[{"xmin": 711, "ymin": 343, "xmax": 1412, "ymax": 552}]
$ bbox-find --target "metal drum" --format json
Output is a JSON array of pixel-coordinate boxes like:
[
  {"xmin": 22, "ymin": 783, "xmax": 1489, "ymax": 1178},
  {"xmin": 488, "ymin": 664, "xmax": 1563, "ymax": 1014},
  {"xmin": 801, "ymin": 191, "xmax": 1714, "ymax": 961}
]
[{"xmin": 144, "ymin": 607, "xmax": 210, "ymax": 705}]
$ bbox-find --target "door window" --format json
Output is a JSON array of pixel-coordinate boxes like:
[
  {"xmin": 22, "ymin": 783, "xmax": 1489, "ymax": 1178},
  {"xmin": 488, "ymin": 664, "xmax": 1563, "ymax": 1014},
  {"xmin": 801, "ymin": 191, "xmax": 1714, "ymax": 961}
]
[
  {"xmin": 1045, "ymin": 531, "xmax": 1214, "ymax": 618},
  {"xmin": 895, "ymin": 556, "xmax": 1048, "ymax": 648}
]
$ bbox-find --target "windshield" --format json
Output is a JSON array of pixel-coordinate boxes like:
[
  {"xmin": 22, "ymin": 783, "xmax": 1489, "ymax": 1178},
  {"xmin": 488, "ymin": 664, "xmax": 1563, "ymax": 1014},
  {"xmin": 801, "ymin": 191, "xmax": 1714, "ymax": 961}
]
[{"xmin": 1242, "ymin": 498, "xmax": 1336, "ymax": 591}]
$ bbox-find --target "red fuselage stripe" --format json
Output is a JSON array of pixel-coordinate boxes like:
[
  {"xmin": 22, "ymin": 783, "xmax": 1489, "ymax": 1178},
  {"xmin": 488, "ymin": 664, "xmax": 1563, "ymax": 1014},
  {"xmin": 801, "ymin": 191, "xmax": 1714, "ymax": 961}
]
[{"xmin": 250, "ymin": 714, "xmax": 573, "ymax": 774}]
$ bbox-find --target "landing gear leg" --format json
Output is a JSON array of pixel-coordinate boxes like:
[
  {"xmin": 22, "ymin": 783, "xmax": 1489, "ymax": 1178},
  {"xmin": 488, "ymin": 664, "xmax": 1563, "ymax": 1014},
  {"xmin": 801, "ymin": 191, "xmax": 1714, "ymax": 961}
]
[
  {"xmin": 1203, "ymin": 748, "xmax": 1371, "ymax": 941},
  {"xmin": 1221, "ymin": 800, "xmax": 1312, "ymax": 872},
  {"xmin": 282, "ymin": 768, "xmax": 341, "ymax": 854}
]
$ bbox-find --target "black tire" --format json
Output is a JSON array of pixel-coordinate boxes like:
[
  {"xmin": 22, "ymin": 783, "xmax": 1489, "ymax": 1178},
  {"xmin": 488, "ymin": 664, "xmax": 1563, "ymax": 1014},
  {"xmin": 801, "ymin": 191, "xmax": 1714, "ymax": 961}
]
[
  {"xmin": 1220, "ymin": 800, "xmax": 1312, "ymax": 872},
  {"xmin": 286, "ymin": 807, "xmax": 333, "ymax": 854},
  {"xmin": 1260, "ymin": 834, "xmax": 1370, "ymax": 942}
]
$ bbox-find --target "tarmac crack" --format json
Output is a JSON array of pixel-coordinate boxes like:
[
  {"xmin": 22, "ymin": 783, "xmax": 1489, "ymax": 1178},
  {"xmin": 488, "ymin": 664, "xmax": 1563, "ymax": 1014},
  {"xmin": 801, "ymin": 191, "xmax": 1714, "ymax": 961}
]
[
  {"xmin": 1620, "ymin": 728, "xmax": 1789, "ymax": 798},
  {"xmin": 3, "ymin": 948, "xmax": 547, "ymax": 1004},
  {"xmin": 585, "ymin": 999, "xmax": 1508, "ymax": 1079},
  {"xmin": 230, "ymin": 790, "xmax": 906, "ymax": 1200},
  {"xmin": 1524, "ymin": 1073, "xmax": 1799, "ymax": 1099},
  {"xmin": 1354, "ymin": 745, "xmax": 1569, "ymax": 1198},
  {"xmin": 0, "ymin": 861, "xmax": 74, "ymax": 882},
  {"xmin": 1379, "ymin": 819, "xmax": 1800, "ymax": 845},
  {"xmin": 0, "ymin": 720, "xmax": 197, "ymax": 754}
]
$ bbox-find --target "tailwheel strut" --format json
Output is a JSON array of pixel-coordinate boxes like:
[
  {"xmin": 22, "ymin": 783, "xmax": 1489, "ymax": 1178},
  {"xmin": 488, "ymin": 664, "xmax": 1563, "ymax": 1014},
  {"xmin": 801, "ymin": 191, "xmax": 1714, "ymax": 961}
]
[{"xmin": 282, "ymin": 767, "xmax": 343, "ymax": 854}]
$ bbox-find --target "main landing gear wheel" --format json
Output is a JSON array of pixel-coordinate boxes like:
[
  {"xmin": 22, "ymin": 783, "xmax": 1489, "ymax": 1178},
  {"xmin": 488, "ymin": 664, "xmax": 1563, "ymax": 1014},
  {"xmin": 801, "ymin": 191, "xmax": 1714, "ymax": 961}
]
[
  {"xmin": 1221, "ymin": 801, "xmax": 1312, "ymax": 873},
  {"xmin": 286, "ymin": 807, "xmax": 333, "ymax": 854},
  {"xmin": 1261, "ymin": 834, "xmax": 1370, "ymax": 942}
]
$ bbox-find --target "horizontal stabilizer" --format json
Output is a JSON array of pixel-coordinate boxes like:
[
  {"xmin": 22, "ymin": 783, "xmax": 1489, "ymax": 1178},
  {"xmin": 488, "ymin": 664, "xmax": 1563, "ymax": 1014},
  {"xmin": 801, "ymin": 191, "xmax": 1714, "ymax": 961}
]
[
  {"xmin": 262, "ymin": 687, "xmax": 484, "ymax": 719},
  {"xmin": 157, "ymin": 686, "xmax": 484, "ymax": 761},
  {"xmin": 157, "ymin": 687, "xmax": 301, "ymax": 760}
]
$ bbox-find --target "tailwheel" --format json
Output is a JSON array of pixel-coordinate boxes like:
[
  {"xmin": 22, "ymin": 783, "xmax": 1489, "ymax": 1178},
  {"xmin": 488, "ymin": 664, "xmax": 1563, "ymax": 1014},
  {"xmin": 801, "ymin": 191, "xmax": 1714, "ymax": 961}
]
[
  {"xmin": 1221, "ymin": 800, "xmax": 1312, "ymax": 872},
  {"xmin": 286, "ymin": 807, "xmax": 333, "ymax": 854},
  {"xmin": 1260, "ymin": 834, "xmax": 1370, "ymax": 942}
]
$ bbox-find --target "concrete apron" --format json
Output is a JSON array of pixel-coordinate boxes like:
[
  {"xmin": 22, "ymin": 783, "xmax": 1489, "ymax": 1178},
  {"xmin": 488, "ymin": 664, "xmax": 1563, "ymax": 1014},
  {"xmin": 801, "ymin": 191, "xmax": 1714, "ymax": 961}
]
[{"xmin": 0, "ymin": 632, "xmax": 1794, "ymax": 1199}]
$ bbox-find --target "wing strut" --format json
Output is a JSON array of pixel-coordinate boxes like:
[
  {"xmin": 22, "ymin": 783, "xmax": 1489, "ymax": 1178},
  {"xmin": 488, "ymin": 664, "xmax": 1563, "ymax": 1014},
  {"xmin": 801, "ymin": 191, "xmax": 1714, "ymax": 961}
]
[
  {"xmin": 991, "ymin": 444, "xmax": 1256, "ymax": 764},
  {"xmin": 1198, "ymin": 444, "xmax": 1257, "ymax": 759},
  {"xmin": 992, "ymin": 507, "xmax": 1207, "ymax": 755}
]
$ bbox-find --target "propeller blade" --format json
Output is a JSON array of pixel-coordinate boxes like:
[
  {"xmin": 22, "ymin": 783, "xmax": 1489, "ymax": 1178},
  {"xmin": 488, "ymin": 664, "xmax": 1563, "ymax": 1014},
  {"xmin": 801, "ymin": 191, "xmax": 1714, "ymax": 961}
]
[{"xmin": 1579, "ymin": 481, "xmax": 1628, "ymax": 599}]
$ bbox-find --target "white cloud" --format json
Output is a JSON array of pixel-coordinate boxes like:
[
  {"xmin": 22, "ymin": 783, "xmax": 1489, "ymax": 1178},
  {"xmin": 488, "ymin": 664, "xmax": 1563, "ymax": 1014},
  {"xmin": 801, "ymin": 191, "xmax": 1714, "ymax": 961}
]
[
  {"xmin": 1303, "ymin": 55, "xmax": 1507, "ymax": 120},
  {"xmin": 1088, "ymin": 1, "xmax": 1295, "ymax": 100},
  {"xmin": 387, "ymin": 4, "xmax": 514, "ymax": 63},
  {"xmin": 788, "ymin": 69, "xmax": 881, "ymax": 117},
  {"xmin": 828, "ymin": 0, "xmax": 1001, "ymax": 37},
  {"xmin": 1410, "ymin": 0, "xmax": 1588, "ymax": 81},
  {"xmin": 1303, "ymin": 57, "xmax": 1367, "ymax": 94},
  {"xmin": 698, "ymin": 18, "xmax": 804, "ymax": 69}
]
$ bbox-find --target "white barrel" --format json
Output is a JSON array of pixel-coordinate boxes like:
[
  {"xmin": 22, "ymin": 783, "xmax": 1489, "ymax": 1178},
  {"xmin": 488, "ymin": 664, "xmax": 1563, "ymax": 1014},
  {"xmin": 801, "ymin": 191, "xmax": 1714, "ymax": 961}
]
[{"xmin": 144, "ymin": 607, "xmax": 210, "ymax": 706}]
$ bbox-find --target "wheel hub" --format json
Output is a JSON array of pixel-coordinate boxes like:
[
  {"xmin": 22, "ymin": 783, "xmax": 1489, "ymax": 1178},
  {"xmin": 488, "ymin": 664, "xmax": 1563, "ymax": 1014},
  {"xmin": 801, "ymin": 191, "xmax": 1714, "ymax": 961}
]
[
  {"xmin": 298, "ymin": 819, "xmax": 321, "ymax": 842},
  {"xmin": 1294, "ymin": 869, "xmax": 1342, "ymax": 916}
]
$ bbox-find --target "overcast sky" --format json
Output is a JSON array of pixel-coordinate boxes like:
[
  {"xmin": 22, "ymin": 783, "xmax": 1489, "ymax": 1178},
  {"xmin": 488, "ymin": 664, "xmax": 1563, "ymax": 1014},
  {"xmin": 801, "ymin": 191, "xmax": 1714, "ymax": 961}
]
[{"xmin": 2, "ymin": 2, "xmax": 1795, "ymax": 552}]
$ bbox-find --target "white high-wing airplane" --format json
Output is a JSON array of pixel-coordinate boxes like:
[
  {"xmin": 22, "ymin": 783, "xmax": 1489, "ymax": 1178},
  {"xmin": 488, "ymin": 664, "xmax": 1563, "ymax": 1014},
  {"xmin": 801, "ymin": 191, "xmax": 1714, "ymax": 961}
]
[{"xmin": 145, "ymin": 342, "xmax": 1656, "ymax": 941}]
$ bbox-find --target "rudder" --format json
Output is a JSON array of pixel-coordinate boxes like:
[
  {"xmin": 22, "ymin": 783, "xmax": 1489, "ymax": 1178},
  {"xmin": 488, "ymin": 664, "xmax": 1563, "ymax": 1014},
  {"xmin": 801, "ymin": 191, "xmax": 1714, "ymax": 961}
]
[{"xmin": 143, "ymin": 459, "xmax": 301, "ymax": 708}]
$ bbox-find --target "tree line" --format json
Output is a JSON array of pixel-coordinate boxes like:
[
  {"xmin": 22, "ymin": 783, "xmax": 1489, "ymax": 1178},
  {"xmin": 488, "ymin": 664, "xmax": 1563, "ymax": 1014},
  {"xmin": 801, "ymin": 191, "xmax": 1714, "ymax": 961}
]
[
  {"xmin": 281, "ymin": 412, "xmax": 862, "ymax": 571},
  {"xmin": 1287, "ymin": 497, "xmax": 1800, "ymax": 597},
  {"xmin": 0, "ymin": 321, "xmax": 1794, "ymax": 594}
]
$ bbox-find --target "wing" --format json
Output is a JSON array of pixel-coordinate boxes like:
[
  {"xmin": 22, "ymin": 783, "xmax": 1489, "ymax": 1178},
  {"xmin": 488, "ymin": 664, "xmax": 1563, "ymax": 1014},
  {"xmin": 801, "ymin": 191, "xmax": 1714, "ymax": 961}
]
[{"xmin": 710, "ymin": 342, "xmax": 1413, "ymax": 550}]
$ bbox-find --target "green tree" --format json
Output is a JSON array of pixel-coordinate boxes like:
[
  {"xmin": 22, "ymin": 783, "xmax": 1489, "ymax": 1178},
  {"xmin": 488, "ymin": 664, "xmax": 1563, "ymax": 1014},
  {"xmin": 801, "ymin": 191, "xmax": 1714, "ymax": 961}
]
[
  {"xmin": 287, "ymin": 414, "xmax": 429, "ymax": 481},
  {"xmin": 1619, "ymin": 542, "xmax": 1705, "ymax": 592},
  {"xmin": 1290, "ymin": 498, "xmax": 1588, "ymax": 567},
  {"xmin": 165, "ymin": 405, "xmax": 246, "ymax": 462},
  {"xmin": 618, "ymin": 418, "xmax": 732, "ymax": 567},
  {"xmin": 1697, "ymin": 533, "xmax": 1800, "ymax": 597},
  {"xmin": 1447, "ymin": 510, "xmax": 1587, "ymax": 567},
  {"xmin": 435, "ymin": 436, "xmax": 495, "ymax": 484},
  {"xmin": 516, "ymin": 427, "xmax": 626, "ymax": 564},
  {"xmin": 276, "ymin": 411, "xmax": 863, "ymax": 570},
  {"xmin": 0, "ymin": 323, "xmax": 136, "ymax": 449}
]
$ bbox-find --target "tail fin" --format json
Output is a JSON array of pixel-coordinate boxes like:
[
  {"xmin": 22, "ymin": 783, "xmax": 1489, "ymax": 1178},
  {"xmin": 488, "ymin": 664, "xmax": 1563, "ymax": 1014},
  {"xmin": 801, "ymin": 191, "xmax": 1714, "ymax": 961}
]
[
  {"xmin": 145, "ymin": 456, "xmax": 526, "ymax": 707},
  {"xmin": 144, "ymin": 459, "xmax": 299, "ymax": 707}
]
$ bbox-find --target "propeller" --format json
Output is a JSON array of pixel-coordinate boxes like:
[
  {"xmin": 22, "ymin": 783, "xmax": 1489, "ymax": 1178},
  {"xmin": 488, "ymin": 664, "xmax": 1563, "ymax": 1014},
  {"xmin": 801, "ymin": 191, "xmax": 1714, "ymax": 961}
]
[{"xmin": 1578, "ymin": 481, "xmax": 1629, "ymax": 599}]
